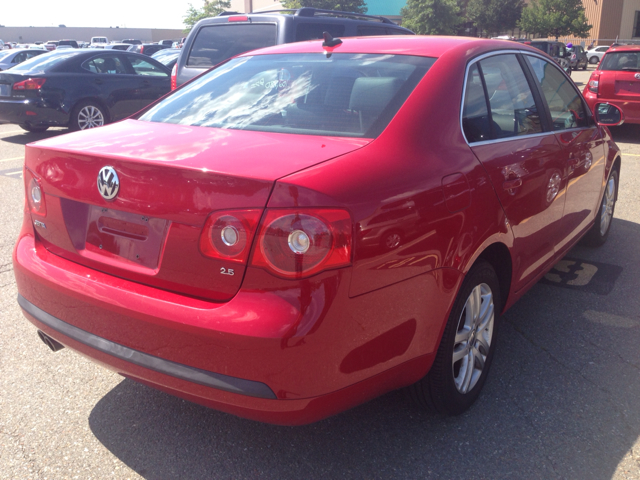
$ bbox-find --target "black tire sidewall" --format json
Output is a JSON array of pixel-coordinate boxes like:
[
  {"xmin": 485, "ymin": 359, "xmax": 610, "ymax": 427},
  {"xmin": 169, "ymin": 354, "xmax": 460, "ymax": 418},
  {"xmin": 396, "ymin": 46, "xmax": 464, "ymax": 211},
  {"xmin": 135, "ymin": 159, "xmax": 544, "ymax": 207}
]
[{"xmin": 428, "ymin": 260, "xmax": 501, "ymax": 414}]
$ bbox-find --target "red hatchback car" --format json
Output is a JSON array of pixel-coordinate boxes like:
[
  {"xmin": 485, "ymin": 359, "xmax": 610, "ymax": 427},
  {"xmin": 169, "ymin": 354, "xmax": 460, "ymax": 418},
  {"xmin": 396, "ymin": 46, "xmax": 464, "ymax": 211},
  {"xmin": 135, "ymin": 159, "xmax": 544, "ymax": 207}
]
[
  {"xmin": 584, "ymin": 44, "xmax": 640, "ymax": 124},
  {"xmin": 14, "ymin": 36, "xmax": 623, "ymax": 425}
]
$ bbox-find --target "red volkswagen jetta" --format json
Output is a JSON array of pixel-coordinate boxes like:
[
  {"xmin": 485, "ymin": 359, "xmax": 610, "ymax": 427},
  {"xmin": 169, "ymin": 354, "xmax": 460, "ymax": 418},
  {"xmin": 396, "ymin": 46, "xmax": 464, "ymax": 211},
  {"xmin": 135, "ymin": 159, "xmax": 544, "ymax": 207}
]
[{"xmin": 14, "ymin": 36, "xmax": 623, "ymax": 425}]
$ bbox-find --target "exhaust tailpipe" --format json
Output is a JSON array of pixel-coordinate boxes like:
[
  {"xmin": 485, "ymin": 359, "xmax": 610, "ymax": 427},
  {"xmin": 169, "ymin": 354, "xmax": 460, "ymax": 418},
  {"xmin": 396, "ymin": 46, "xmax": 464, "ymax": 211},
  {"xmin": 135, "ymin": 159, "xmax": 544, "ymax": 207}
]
[{"xmin": 37, "ymin": 330, "xmax": 65, "ymax": 352}]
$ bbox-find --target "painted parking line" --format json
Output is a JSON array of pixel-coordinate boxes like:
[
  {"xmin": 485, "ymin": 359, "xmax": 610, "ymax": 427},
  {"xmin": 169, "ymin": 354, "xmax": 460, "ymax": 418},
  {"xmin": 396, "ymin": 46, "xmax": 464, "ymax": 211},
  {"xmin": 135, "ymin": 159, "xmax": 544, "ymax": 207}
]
[
  {"xmin": 541, "ymin": 258, "xmax": 623, "ymax": 295},
  {"xmin": 625, "ymin": 153, "xmax": 640, "ymax": 157},
  {"xmin": 0, "ymin": 156, "xmax": 24, "ymax": 163},
  {"xmin": 0, "ymin": 167, "xmax": 23, "ymax": 180}
]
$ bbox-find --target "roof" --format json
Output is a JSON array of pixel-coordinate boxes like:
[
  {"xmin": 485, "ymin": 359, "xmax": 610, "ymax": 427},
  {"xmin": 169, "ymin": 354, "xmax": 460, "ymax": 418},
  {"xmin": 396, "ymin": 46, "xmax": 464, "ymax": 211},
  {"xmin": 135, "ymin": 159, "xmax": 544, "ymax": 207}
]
[
  {"xmin": 607, "ymin": 45, "xmax": 640, "ymax": 52},
  {"xmin": 238, "ymin": 35, "xmax": 546, "ymax": 60}
]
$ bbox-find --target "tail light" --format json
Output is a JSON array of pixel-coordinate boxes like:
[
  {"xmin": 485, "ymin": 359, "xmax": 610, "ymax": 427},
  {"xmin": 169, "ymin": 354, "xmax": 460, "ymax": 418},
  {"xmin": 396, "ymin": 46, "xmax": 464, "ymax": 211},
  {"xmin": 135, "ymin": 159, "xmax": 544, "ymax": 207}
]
[
  {"xmin": 199, "ymin": 210, "xmax": 262, "ymax": 263},
  {"xmin": 140, "ymin": 46, "xmax": 145, "ymax": 55},
  {"xmin": 588, "ymin": 73, "xmax": 600, "ymax": 94},
  {"xmin": 25, "ymin": 169, "xmax": 46, "ymax": 216},
  {"xmin": 13, "ymin": 78, "xmax": 46, "ymax": 91},
  {"xmin": 571, "ymin": 54, "xmax": 577, "ymax": 60},
  {"xmin": 251, "ymin": 209, "xmax": 352, "ymax": 279},
  {"xmin": 170, "ymin": 64, "xmax": 177, "ymax": 90}
]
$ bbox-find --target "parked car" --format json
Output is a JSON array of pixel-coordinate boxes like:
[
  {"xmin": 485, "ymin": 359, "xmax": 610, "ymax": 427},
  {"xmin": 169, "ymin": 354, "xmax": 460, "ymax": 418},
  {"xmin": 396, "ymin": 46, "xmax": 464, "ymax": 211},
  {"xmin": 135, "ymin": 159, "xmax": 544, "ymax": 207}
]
[
  {"xmin": 58, "ymin": 40, "xmax": 79, "ymax": 48},
  {"xmin": 0, "ymin": 48, "xmax": 47, "ymax": 71},
  {"xmin": 158, "ymin": 39, "xmax": 174, "ymax": 47},
  {"xmin": 0, "ymin": 40, "xmax": 5, "ymax": 50},
  {"xmin": 567, "ymin": 45, "xmax": 588, "ymax": 70},
  {"xmin": 175, "ymin": 7, "xmax": 414, "ymax": 87},
  {"xmin": 121, "ymin": 39, "xmax": 142, "ymax": 45},
  {"xmin": 104, "ymin": 43, "xmax": 132, "ymax": 51},
  {"xmin": 90, "ymin": 36, "xmax": 108, "ymax": 47},
  {"xmin": 151, "ymin": 47, "xmax": 180, "ymax": 70},
  {"xmin": 587, "ymin": 45, "xmax": 610, "ymax": 65},
  {"xmin": 529, "ymin": 40, "xmax": 572, "ymax": 75},
  {"xmin": 0, "ymin": 49, "xmax": 170, "ymax": 132},
  {"xmin": 12, "ymin": 36, "xmax": 623, "ymax": 425},
  {"xmin": 583, "ymin": 44, "xmax": 640, "ymax": 124},
  {"xmin": 45, "ymin": 41, "xmax": 58, "ymax": 51},
  {"xmin": 127, "ymin": 43, "xmax": 169, "ymax": 56}
]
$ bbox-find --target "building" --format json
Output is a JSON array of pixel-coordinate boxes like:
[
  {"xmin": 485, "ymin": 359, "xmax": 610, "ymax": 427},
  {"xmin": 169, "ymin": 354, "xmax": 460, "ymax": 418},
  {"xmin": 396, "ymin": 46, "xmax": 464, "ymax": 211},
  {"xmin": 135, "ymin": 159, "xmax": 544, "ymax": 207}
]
[
  {"xmin": 580, "ymin": 0, "xmax": 640, "ymax": 43},
  {"xmin": 0, "ymin": 26, "xmax": 183, "ymax": 45}
]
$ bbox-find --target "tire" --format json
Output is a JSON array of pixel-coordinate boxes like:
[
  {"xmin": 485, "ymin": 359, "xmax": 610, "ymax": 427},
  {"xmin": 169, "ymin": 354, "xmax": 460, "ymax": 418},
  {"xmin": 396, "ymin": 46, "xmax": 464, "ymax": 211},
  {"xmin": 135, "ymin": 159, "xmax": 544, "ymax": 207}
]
[
  {"xmin": 408, "ymin": 260, "xmax": 501, "ymax": 415},
  {"xmin": 582, "ymin": 169, "xmax": 618, "ymax": 247},
  {"xmin": 581, "ymin": 61, "xmax": 587, "ymax": 70},
  {"xmin": 19, "ymin": 124, "xmax": 49, "ymax": 133},
  {"xmin": 69, "ymin": 100, "xmax": 108, "ymax": 131},
  {"xmin": 589, "ymin": 56, "xmax": 599, "ymax": 65}
]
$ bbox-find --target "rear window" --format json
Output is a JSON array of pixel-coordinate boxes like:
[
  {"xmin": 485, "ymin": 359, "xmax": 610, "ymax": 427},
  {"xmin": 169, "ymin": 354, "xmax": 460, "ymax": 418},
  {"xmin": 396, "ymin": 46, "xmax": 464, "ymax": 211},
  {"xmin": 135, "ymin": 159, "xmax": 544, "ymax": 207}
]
[
  {"xmin": 600, "ymin": 52, "xmax": 640, "ymax": 71},
  {"xmin": 296, "ymin": 23, "xmax": 345, "ymax": 42},
  {"xmin": 187, "ymin": 24, "xmax": 277, "ymax": 68},
  {"xmin": 9, "ymin": 51, "xmax": 80, "ymax": 73},
  {"xmin": 139, "ymin": 53, "xmax": 435, "ymax": 138}
]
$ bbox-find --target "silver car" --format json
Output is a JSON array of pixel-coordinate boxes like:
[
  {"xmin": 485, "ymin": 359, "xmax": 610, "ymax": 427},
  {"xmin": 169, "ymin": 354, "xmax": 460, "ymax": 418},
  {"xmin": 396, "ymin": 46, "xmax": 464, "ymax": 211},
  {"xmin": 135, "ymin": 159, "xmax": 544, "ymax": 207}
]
[{"xmin": 0, "ymin": 48, "xmax": 47, "ymax": 71}]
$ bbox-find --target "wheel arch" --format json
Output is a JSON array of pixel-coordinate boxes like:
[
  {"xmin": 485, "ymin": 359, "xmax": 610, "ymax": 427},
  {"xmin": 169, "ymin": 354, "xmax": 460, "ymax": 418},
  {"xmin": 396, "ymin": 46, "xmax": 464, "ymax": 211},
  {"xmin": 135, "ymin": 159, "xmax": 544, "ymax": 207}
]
[{"xmin": 474, "ymin": 242, "xmax": 512, "ymax": 313}]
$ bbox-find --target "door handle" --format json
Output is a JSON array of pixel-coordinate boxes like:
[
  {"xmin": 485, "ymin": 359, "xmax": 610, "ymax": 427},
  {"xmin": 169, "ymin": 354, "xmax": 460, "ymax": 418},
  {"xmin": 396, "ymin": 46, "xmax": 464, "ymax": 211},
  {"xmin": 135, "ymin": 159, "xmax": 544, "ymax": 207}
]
[
  {"xmin": 94, "ymin": 79, "xmax": 103, "ymax": 85},
  {"xmin": 142, "ymin": 80, "xmax": 151, "ymax": 86},
  {"xmin": 503, "ymin": 178, "xmax": 522, "ymax": 190}
]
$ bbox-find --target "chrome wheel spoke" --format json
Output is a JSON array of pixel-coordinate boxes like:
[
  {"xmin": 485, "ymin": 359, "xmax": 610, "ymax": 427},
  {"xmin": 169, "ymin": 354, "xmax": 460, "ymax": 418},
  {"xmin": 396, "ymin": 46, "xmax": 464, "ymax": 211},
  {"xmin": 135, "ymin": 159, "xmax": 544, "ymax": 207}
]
[
  {"xmin": 476, "ymin": 334, "xmax": 491, "ymax": 355},
  {"xmin": 78, "ymin": 106, "xmax": 104, "ymax": 130},
  {"xmin": 460, "ymin": 351, "xmax": 475, "ymax": 393},
  {"xmin": 453, "ymin": 344, "xmax": 468, "ymax": 363},
  {"xmin": 455, "ymin": 326, "xmax": 472, "ymax": 344},
  {"xmin": 472, "ymin": 345, "xmax": 485, "ymax": 371}
]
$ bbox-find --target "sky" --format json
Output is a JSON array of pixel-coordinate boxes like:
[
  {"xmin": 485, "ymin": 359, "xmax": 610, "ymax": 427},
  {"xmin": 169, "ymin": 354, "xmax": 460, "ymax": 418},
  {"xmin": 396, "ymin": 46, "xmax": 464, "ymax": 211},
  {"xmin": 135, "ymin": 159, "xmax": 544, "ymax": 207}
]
[{"xmin": 0, "ymin": 0, "xmax": 200, "ymax": 30}]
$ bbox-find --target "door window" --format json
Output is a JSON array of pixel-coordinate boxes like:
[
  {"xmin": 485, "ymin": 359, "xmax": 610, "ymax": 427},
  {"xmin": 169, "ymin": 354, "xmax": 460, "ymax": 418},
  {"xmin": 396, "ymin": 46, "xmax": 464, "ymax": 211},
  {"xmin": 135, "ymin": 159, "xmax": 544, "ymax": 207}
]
[
  {"xmin": 128, "ymin": 57, "xmax": 168, "ymax": 76},
  {"xmin": 526, "ymin": 56, "xmax": 589, "ymax": 130},
  {"xmin": 462, "ymin": 64, "xmax": 491, "ymax": 143},
  {"xmin": 477, "ymin": 54, "xmax": 543, "ymax": 139},
  {"xmin": 82, "ymin": 56, "xmax": 127, "ymax": 74}
]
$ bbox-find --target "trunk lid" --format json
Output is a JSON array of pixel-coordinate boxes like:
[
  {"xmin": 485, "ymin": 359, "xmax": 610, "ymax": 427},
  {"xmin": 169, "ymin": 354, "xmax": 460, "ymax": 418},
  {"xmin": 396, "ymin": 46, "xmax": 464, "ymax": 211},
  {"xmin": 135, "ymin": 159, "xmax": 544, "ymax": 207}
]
[{"xmin": 27, "ymin": 119, "xmax": 369, "ymax": 301}]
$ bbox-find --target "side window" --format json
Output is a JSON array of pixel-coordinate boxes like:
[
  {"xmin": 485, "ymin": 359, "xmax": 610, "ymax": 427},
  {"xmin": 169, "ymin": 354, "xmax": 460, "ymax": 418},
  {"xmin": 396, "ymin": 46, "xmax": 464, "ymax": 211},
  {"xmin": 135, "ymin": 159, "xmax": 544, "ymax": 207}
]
[
  {"xmin": 296, "ymin": 23, "xmax": 346, "ymax": 41},
  {"xmin": 526, "ymin": 56, "xmax": 589, "ymax": 130},
  {"xmin": 478, "ymin": 54, "xmax": 543, "ymax": 139},
  {"xmin": 128, "ymin": 57, "xmax": 168, "ymax": 77},
  {"xmin": 13, "ymin": 53, "xmax": 26, "ymax": 63},
  {"xmin": 82, "ymin": 56, "xmax": 127, "ymax": 74},
  {"xmin": 462, "ymin": 64, "xmax": 491, "ymax": 143}
]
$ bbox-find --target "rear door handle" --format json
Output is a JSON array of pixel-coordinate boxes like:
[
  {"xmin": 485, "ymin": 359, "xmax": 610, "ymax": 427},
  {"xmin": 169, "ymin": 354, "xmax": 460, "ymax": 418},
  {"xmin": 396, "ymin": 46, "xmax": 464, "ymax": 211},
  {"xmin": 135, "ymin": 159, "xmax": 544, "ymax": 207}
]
[
  {"xmin": 94, "ymin": 79, "xmax": 103, "ymax": 85},
  {"xmin": 503, "ymin": 178, "xmax": 522, "ymax": 190}
]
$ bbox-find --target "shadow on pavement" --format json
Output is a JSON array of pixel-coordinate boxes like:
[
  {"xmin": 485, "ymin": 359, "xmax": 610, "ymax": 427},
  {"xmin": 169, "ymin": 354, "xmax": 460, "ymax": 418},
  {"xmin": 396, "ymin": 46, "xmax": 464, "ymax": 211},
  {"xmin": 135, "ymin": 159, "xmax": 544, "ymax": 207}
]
[
  {"xmin": 610, "ymin": 124, "xmax": 640, "ymax": 145},
  {"xmin": 0, "ymin": 128, "xmax": 68, "ymax": 146},
  {"xmin": 88, "ymin": 217, "xmax": 640, "ymax": 479}
]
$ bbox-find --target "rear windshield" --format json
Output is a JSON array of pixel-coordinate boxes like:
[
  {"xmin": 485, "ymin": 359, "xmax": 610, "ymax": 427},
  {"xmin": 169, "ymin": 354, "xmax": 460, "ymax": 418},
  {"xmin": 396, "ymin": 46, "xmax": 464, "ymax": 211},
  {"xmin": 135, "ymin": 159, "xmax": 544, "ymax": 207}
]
[
  {"xmin": 187, "ymin": 24, "xmax": 277, "ymax": 68},
  {"xmin": 139, "ymin": 53, "xmax": 435, "ymax": 138},
  {"xmin": 600, "ymin": 51, "xmax": 640, "ymax": 71},
  {"xmin": 9, "ymin": 51, "xmax": 80, "ymax": 73}
]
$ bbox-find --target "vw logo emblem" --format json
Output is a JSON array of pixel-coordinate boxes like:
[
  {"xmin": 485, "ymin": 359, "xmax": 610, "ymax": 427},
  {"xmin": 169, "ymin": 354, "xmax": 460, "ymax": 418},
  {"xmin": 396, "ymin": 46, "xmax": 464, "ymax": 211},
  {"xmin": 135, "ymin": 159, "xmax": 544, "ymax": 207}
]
[
  {"xmin": 635, "ymin": 73, "xmax": 640, "ymax": 80},
  {"xmin": 97, "ymin": 166, "xmax": 119, "ymax": 201}
]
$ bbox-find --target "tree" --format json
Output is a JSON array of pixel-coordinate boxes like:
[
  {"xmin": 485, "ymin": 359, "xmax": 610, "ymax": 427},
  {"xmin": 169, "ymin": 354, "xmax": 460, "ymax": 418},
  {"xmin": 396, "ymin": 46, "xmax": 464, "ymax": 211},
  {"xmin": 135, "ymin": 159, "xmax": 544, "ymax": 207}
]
[
  {"xmin": 467, "ymin": 0, "xmax": 524, "ymax": 37},
  {"xmin": 281, "ymin": 0, "xmax": 367, "ymax": 14},
  {"xmin": 184, "ymin": 0, "xmax": 231, "ymax": 32},
  {"xmin": 519, "ymin": 0, "xmax": 592, "ymax": 39},
  {"xmin": 400, "ymin": 0, "xmax": 460, "ymax": 35}
]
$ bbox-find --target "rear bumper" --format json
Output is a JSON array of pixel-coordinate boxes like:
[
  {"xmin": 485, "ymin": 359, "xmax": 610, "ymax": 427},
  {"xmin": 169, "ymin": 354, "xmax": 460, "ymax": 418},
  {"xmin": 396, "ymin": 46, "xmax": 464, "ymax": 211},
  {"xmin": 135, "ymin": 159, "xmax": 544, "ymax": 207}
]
[
  {"xmin": 14, "ymin": 231, "xmax": 445, "ymax": 424},
  {"xmin": 0, "ymin": 97, "xmax": 69, "ymax": 126}
]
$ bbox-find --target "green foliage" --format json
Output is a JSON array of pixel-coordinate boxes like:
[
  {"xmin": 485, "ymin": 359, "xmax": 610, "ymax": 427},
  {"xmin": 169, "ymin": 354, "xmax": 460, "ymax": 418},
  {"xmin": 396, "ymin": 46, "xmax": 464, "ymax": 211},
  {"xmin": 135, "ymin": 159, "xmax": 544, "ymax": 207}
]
[
  {"xmin": 184, "ymin": 0, "xmax": 231, "ymax": 33},
  {"xmin": 281, "ymin": 0, "xmax": 367, "ymax": 14},
  {"xmin": 519, "ymin": 0, "xmax": 592, "ymax": 39},
  {"xmin": 466, "ymin": 0, "xmax": 524, "ymax": 36},
  {"xmin": 401, "ymin": 0, "xmax": 461, "ymax": 35}
]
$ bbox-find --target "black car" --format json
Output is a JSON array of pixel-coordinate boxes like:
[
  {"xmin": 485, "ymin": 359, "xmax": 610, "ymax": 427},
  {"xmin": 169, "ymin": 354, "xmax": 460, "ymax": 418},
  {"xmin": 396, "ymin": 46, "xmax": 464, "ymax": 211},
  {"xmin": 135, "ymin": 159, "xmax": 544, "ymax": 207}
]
[
  {"xmin": 127, "ymin": 44, "xmax": 169, "ymax": 56},
  {"xmin": 176, "ymin": 7, "xmax": 414, "ymax": 87},
  {"xmin": 151, "ymin": 48, "xmax": 180, "ymax": 70},
  {"xmin": 529, "ymin": 41, "xmax": 572, "ymax": 75},
  {"xmin": 567, "ymin": 45, "xmax": 588, "ymax": 70},
  {"xmin": 0, "ymin": 49, "xmax": 170, "ymax": 132}
]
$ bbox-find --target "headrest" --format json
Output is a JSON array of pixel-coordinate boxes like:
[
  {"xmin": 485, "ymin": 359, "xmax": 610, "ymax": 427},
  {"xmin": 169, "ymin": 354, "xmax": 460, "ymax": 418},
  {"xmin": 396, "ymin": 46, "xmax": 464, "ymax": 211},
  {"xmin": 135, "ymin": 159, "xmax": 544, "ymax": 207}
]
[{"xmin": 349, "ymin": 77, "xmax": 403, "ymax": 114}]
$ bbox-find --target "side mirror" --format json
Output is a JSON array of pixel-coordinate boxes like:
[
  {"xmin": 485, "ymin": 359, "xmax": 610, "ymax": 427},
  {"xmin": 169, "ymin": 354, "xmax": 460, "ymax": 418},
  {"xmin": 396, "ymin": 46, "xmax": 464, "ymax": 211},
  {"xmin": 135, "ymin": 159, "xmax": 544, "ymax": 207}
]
[{"xmin": 594, "ymin": 103, "xmax": 624, "ymax": 126}]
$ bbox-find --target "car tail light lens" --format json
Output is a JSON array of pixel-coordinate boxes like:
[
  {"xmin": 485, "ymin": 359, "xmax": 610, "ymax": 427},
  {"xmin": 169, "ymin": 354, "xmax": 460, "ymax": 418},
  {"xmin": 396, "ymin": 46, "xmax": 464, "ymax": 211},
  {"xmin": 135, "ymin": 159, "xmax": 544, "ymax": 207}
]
[
  {"xmin": 170, "ymin": 63, "xmax": 177, "ymax": 90},
  {"xmin": 251, "ymin": 209, "xmax": 352, "ymax": 279},
  {"xmin": 588, "ymin": 73, "xmax": 600, "ymax": 94},
  {"xmin": 140, "ymin": 46, "xmax": 145, "ymax": 54},
  {"xmin": 199, "ymin": 209, "xmax": 262, "ymax": 263},
  {"xmin": 25, "ymin": 169, "xmax": 46, "ymax": 216},
  {"xmin": 13, "ymin": 78, "xmax": 46, "ymax": 90}
]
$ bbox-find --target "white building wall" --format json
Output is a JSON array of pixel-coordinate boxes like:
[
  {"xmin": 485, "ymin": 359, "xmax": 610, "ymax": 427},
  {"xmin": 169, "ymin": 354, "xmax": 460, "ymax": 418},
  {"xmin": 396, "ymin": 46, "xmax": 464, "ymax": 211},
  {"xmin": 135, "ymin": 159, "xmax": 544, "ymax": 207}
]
[
  {"xmin": 620, "ymin": 0, "xmax": 640, "ymax": 37},
  {"xmin": 229, "ymin": 0, "xmax": 283, "ymax": 13}
]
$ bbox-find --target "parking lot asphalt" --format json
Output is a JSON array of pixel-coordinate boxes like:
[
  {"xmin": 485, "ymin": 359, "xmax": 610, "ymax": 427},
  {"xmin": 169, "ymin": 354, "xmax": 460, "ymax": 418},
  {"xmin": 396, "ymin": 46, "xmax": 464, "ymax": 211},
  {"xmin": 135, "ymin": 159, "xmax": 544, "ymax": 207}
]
[{"xmin": 2, "ymin": 66, "xmax": 640, "ymax": 479}]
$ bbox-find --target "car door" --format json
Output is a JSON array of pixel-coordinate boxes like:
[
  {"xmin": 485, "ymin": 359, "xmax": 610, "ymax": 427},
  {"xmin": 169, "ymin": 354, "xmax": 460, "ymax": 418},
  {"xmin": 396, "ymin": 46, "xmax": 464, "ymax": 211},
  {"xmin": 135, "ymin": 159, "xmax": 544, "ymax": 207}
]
[
  {"xmin": 80, "ymin": 54, "xmax": 139, "ymax": 121},
  {"xmin": 524, "ymin": 54, "xmax": 606, "ymax": 251},
  {"xmin": 121, "ymin": 55, "xmax": 170, "ymax": 112},
  {"xmin": 462, "ymin": 53, "xmax": 567, "ymax": 292}
]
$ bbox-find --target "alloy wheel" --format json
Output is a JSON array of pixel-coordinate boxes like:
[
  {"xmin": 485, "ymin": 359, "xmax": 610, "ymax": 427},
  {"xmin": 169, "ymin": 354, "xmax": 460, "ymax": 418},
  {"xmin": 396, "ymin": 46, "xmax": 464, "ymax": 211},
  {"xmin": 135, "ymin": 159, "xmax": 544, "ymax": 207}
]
[
  {"xmin": 77, "ymin": 105, "xmax": 105, "ymax": 130},
  {"xmin": 452, "ymin": 283, "xmax": 494, "ymax": 394},
  {"xmin": 599, "ymin": 175, "xmax": 616, "ymax": 236}
]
